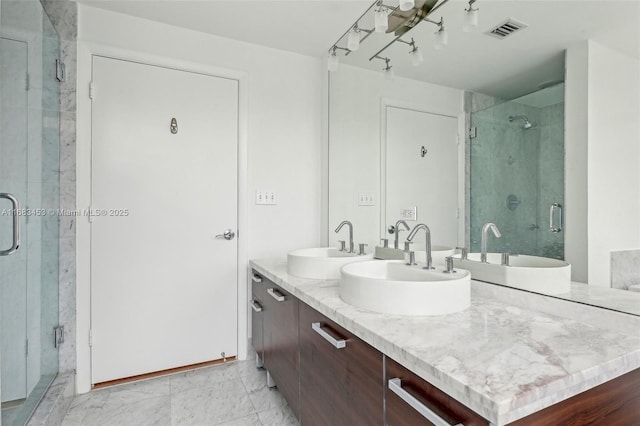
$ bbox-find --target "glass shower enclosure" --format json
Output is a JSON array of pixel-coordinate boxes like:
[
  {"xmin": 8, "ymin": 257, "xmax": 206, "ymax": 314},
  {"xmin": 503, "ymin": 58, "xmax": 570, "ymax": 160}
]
[
  {"xmin": 470, "ymin": 84, "xmax": 565, "ymax": 259},
  {"xmin": 1, "ymin": 1, "xmax": 61, "ymax": 424}
]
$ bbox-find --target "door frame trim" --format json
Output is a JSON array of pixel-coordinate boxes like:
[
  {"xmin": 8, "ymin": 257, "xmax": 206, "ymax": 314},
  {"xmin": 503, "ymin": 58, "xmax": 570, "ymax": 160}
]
[{"xmin": 76, "ymin": 42, "xmax": 249, "ymax": 393}]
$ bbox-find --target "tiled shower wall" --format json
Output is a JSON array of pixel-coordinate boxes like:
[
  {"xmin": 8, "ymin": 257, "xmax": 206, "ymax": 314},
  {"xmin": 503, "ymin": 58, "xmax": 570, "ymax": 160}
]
[{"xmin": 40, "ymin": 0, "xmax": 77, "ymax": 374}]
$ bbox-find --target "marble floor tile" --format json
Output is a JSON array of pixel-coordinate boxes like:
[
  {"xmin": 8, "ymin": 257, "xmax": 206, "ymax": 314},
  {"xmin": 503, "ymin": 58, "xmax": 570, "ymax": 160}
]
[
  {"xmin": 170, "ymin": 361, "xmax": 240, "ymax": 395},
  {"xmin": 171, "ymin": 379, "xmax": 256, "ymax": 425},
  {"xmin": 241, "ymin": 370, "xmax": 288, "ymax": 413},
  {"xmin": 256, "ymin": 406, "xmax": 300, "ymax": 426},
  {"xmin": 61, "ymin": 360, "xmax": 296, "ymax": 426},
  {"xmin": 72, "ymin": 395, "xmax": 171, "ymax": 426}
]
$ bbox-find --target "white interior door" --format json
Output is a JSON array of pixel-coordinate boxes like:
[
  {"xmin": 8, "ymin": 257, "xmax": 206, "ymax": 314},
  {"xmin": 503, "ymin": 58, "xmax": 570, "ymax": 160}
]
[
  {"xmin": 385, "ymin": 106, "xmax": 459, "ymax": 247},
  {"xmin": 90, "ymin": 56, "xmax": 238, "ymax": 384}
]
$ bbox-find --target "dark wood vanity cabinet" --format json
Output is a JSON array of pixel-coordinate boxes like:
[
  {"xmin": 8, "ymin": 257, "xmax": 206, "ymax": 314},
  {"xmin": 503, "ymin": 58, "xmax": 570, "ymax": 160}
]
[
  {"xmin": 251, "ymin": 269, "xmax": 640, "ymax": 426},
  {"xmin": 298, "ymin": 301, "xmax": 384, "ymax": 426},
  {"xmin": 261, "ymin": 277, "xmax": 300, "ymax": 417},
  {"xmin": 249, "ymin": 272, "xmax": 265, "ymax": 366},
  {"xmin": 385, "ymin": 357, "xmax": 489, "ymax": 426}
]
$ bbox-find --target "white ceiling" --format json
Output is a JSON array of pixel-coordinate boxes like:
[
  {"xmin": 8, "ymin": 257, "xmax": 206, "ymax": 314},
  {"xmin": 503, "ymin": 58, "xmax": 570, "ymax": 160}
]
[{"xmin": 77, "ymin": 0, "xmax": 640, "ymax": 99}]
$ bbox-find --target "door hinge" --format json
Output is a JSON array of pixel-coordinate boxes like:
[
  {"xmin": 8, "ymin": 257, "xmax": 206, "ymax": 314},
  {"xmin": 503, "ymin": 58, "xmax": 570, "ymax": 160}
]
[
  {"xmin": 25, "ymin": 339, "xmax": 29, "ymax": 356},
  {"xmin": 56, "ymin": 59, "xmax": 65, "ymax": 82},
  {"xmin": 26, "ymin": 73, "xmax": 30, "ymax": 91},
  {"xmin": 89, "ymin": 329, "xmax": 93, "ymax": 347},
  {"xmin": 89, "ymin": 81, "xmax": 95, "ymax": 99},
  {"xmin": 88, "ymin": 205, "xmax": 93, "ymax": 223},
  {"xmin": 54, "ymin": 325, "xmax": 65, "ymax": 348},
  {"xmin": 469, "ymin": 127, "xmax": 477, "ymax": 139}
]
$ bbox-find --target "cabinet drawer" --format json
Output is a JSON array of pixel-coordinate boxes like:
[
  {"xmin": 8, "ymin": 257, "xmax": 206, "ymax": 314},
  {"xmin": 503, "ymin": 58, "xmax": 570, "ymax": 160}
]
[
  {"xmin": 386, "ymin": 357, "xmax": 488, "ymax": 426},
  {"xmin": 263, "ymin": 279, "xmax": 299, "ymax": 417},
  {"xmin": 299, "ymin": 302, "xmax": 383, "ymax": 425}
]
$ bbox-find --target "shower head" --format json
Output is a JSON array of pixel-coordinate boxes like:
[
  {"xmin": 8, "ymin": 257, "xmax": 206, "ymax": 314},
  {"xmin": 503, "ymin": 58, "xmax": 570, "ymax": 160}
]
[{"xmin": 509, "ymin": 115, "xmax": 534, "ymax": 129}]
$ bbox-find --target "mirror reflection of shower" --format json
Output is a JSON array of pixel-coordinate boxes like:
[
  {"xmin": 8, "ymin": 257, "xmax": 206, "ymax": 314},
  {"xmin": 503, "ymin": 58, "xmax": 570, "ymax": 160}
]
[
  {"xmin": 509, "ymin": 115, "xmax": 535, "ymax": 129},
  {"xmin": 469, "ymin": 82, "xmax": 565, "ymax": 260}
]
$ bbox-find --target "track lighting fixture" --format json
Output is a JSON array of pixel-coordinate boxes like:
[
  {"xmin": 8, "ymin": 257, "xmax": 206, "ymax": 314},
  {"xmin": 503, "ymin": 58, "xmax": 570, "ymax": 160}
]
[
  {"xmin": 328, "ymin": 0, "xmax": 481, "ymax": 75},
  {"xmin": 397, "ymin": 38, "xmax": 424, "ymax": 66},
  {"xmin": 348, "ymin": 26, "xmax": 361, "ymax": 51},
  {"xmin": 434, "ymin": 19, "xmax": 448, "ymax": 49},
  {"xmin": 463, "ymin": 0, "xmax": 479, "ymax": 32},
  {"xmin": 374, "ymin": 5, "xmax": 389, "ymax": 33},
  {"xmin": 398, "ymin": 0, "xmax": 415, "ymax": 12},
  {"xmin": 327, "ymin": 46, "xmax": 350, "ymax": 72}
]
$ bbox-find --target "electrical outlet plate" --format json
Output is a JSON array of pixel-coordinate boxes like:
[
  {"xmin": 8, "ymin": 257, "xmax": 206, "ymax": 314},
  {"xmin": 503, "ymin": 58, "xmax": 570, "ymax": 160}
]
[
  {"xmin": 358, "ymin": 192, "xmax": 375, "ymax": 206},
  {"xmin": 400, "ymin": 207, "xmax": 417, "ymax": 220},
  {"xmin": 256, "ymin": 190, "xmax": 277, "ymax": 205}
]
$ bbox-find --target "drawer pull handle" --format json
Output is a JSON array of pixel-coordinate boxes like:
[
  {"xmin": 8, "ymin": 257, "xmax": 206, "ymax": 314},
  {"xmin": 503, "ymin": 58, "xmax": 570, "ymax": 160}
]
[
  {"xmin": 251, "ymin": 274, "xmax": 263, "ymax": 283},
  {"xmin": 388, "ymin": 378, "xmax": 463, "ymax": 426},
  {"xmin": 311, "ymin": 322, "xmax": 346, "ymax": 349},
  {"xmin": 249, "ymin": 300, "xmax": 262, "ymax": 312},
  {"xmin": 267, "ymin": 288, "xmax": 285, "ymax": 302}
]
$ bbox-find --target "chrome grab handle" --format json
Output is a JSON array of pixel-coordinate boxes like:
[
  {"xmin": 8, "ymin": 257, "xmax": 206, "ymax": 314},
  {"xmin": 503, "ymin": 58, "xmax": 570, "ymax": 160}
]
[
  {"xmin": 215, "ymin": 229, "xmax": 235, "ymax": 240},
  {"xmin": 0, "ymin": 193, "xmax": 20, "ymax": 256},
  {"xmin": 549, "ymin": 203, "xmax": 563, "ymax": 233},
  {"xmin": 388, "ymin": 378, "xmax": 463, "ymax": 426},
  {"xmin": 311, "ymin": 322, "xmax": 346, "ymax": 349},
  {"xmin": 266, "ymin": 288, "xmax": 285, "ymax": 302},
  {"xmin": 249, "ymin": 300, "xmax": 262, "ymax": 312},
  {"xmin": 251, "ymin": 274, "xmax": 262, "ymax": 283}
]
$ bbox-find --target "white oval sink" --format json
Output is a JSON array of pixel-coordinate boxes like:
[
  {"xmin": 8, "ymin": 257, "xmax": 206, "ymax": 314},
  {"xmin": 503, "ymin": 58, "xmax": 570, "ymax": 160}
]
[
  {"xmin": 287, "ymin": 247, "xmax": 374, "ymax": 280},
  {"xmin": 340, "ymin": 260, "xmax": 471, "ymax": 316},
  {"xmin": 452, "ymin": 253, "xmax": 571, "ymax": 295}
]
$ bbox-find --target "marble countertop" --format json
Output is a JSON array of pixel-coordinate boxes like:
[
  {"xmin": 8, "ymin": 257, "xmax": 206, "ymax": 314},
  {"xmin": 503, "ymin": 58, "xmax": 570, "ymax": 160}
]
[
  {"xmin": 557, "ymin": 282, "xmax": 640, "ymax": 316},
  {"xmin": 250, "ymin": 258, "xmax": 640, "ymax": 425}
]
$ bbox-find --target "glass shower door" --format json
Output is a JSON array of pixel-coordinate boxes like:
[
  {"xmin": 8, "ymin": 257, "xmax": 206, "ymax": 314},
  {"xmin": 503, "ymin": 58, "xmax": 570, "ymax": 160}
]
[
  {"xmin": 1, "ymin": 1, "xmax": 61, "ymax": 424},
  {"xmin": 469, "ymin": 84, "xmax": 565, "ymax": 259}
]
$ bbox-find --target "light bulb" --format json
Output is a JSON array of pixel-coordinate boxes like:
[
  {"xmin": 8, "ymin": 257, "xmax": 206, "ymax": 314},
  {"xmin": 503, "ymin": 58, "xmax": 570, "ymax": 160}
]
[
  {"xmin": 374, "ymin": 9, "xmax": 388, "ymax": 33},
  {"xmin": 328, "ymin": 52, "xmax": 339, "ymax": 72},
  {"xmin": 347, "ymin": 29, "xmax": 360, "ymax": 51},
  {"xmin": 463, "ymin": 8, "xmax": 478, "ymax": 32},
  {"xmin": 410, "ymin": 48, "xmax": 423, "ymax": 66},
  {"xmin": 434, "ymin": 28, "xmax": 448, "ymax": 50},
  {"xmin": 398, "ymin": 0, "xmax": 414, "ymax": 12}
]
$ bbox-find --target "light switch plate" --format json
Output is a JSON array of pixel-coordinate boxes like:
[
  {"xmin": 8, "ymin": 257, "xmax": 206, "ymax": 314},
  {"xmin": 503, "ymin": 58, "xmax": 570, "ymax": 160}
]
[
  {"xmin": 400, "ymin": 207, "xmax": 417, "ymax": 220},
  {"xmin": 358, "ymin": 192, "xmax": 375, "ymax": 206},
  {"xmin": 256, "ymin": 190, "xmax": 277, "ymax": 205}
]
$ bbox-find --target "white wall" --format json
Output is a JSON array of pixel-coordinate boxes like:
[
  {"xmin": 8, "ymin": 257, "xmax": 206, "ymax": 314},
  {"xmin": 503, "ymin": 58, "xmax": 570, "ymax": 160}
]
[
  {"xmin": 75, "ymin": 4, "xmax": 322, "ymax": 392},
  {"xmin": 565, "ymin": 40, "xmax": 640, "ymax": 286},
  {"xmin": 587, "ymin": 41, "xmax": 640, "ymax": 286},
  {"xmin": 328, "ymin": 65, "xmax": 463, "ymax": 250},
  {"xmin": 564, "ymin": 43, "xmax": 589, "ymax": 283}
]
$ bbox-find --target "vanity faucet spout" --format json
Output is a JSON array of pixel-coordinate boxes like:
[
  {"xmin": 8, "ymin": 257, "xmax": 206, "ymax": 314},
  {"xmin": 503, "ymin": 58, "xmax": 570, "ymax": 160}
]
[
  {"xmin": 335, "ymin": 220, "xmax": 354, "ymax": 253},
  {"xmin": 394, "ymin": 220, "xmax": 411, "ymax": 249},
  {"xmin": 406, "ymin": 223, "xmax": 434, "ymax": 270},
  {"xmin": 481, "ymin": 222, "xmax": 502, "ymax": 263}
]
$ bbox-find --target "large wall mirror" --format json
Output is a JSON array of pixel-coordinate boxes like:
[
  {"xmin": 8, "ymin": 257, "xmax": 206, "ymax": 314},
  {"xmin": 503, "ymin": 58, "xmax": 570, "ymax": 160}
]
[{"xmin": 327, "ymin": 0, "xmax": 640, "ymax": 315}]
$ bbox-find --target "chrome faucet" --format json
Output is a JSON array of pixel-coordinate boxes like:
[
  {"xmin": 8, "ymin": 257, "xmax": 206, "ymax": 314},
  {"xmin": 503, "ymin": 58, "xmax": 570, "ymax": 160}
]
[
  {"xmin": 394, "ymin": 220, "xmax": 410, "ymax": 249},
  {"xmin": 481, "ymin": 222, "xmax": 502, "ymax": 263},
  {"xmin": 335, "ymin": 220, "xmax": 354, "ymax": 253},
  {"xmin": 406, "ymin": 223, "xmax": 434, "ymax": 270}
]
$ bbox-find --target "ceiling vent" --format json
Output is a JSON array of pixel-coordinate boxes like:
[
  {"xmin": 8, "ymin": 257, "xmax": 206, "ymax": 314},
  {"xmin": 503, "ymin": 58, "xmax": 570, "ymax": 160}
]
[{"xmin": 487, "ymin": 19, "xmax": 528, "ymax": 39}]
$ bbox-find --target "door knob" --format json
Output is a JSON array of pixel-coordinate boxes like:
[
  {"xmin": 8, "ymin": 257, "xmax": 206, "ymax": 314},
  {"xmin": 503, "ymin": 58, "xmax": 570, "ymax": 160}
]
[{"xmin": 215, "ymin": 229, "xmax": 235, "ymax": 240}]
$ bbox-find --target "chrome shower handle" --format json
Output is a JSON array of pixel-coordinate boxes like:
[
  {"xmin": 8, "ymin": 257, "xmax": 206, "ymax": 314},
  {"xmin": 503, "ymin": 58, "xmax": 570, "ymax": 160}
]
[
  {"xmin": 0, "ymin": 193, "xmax": 20, "ymax": 256},
  {"xmin": 549, "ymin": 203, "xmax": 563, "ymax": 233}
]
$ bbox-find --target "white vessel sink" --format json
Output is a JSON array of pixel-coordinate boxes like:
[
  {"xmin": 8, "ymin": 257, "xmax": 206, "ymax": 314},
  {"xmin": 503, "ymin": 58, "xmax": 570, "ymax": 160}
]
[
  {"xmin": 452, "ymin": 253, "xmax": 571, "ymax": 295},
  {"xmin": 340, "ymin": 260, "xmax": 470, "ymax": 316},
  {"xmin": 287, "ymin": 247, "xmax": 373, "ymax": 280}
]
